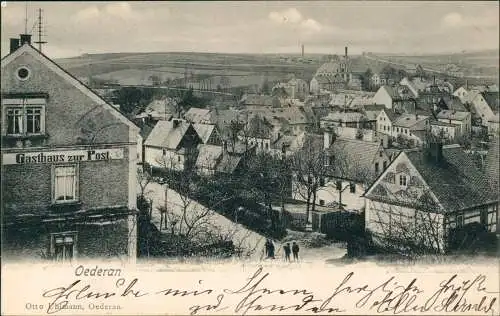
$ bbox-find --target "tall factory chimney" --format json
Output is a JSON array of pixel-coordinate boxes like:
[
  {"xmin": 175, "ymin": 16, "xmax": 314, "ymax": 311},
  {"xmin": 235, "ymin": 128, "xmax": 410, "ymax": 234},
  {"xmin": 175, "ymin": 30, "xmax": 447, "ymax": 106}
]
[
  {"xmin": 345, "ymin": 46, "xmax": 348, "ymax": 60},
  {"xmin": 301, "ymin": 44, "xmax": 304, "ymax": 57}
]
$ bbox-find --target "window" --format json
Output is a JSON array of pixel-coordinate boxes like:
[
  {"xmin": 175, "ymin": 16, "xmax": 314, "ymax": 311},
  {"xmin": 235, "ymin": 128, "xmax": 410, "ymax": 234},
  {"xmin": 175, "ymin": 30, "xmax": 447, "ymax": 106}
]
[
  {"xmin": 26, "ymin": 108, "xmax": 42, "ymax": 133},
  {"xmin": 320, "ymin": 177, "xmax": 325, "ymax": 186},
  {"xmin": 54, "ymin": 165, "xmax": 78, "ymax": 203},
  {"xmin": 16, "ymin": 66, "xmax": 30, "ymax": 80},
  {"xmin": 6, "ymin": 108, "xmax": 23, "ymax": 134},
  {"xmin": 50, "ymin": 232, "xmax": 77, "ymax": 262},
  {"xmin": 329, "ymin": 155, "xmax": 335, "ymax": 166},
  {"xmin": 379, "ymin": 151, "xmax": 383, "ymax": 157},
  {"xmin": 480, "ymin": 209, "xmax": 488, "ymax": 226},
  {"xmin": 375, "ymin": 162, "xmax": 379, "ymax": 173},
  {"xmin": 3, "ymin": 98, "xmax": 46, "ymax": 136},
  {"xmin": 456, "ymin": 214, "xmax": 464, "ymax": 228},
  {"xmin": 178, "ymin": 156, "xmax": 181, "ymax": 162},
  {"xmin": 349, "ymin": 182, "xmax": 356, "ymax": 193},
  {"xmin": 162, "ymin": 149, "xmax": 167, "ymax": 155},
  {"xmin": 319, "ymin": 199, "xmax": 325, "ymax": 206},
  {"xmin": 383, "ymin": 161, "xmax": 387, "ymax": 169},
  {"xmin": 399, "ymin": 174, "xmax": 407, "ymax": 186}
]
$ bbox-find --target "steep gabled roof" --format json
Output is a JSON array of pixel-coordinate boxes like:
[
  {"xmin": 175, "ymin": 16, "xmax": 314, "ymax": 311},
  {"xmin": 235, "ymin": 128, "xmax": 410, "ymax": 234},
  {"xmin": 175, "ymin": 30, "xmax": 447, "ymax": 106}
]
[
  {"xmin": 485, "ymin": 137, "xmax": 499, "ymax": 193},
  {"xmin": 195, "ymin": 144, "xmax": 223, "ymax": 169},
  {"xmin": 328, "ymin": 138, "xmax": 384, "ymax": 182},
  {"xmin": 193, "ymin": 123, "xmax": 216, "ymax": 144},
  {"xmin": 216, "ymin": 154, "xmax": 243, "ymax": 174},
  {"xmin": 382, "ymin": 108, "xmax": 399, "ymax": 122},
  {"xmin": 1, "ymin": 44, "xmax": 139, "ymax": 134},
  {"xmin": 184, "ymin": 107, "xmax": 211, "ymax": 123},
  {"xmin": 145, "ymin": 120, "xmax": 194, "ymax": 149},
  {"xmin": 439, "ymin": 95, "xmax": 467, "ymax": 112},
  {"xmin": 482, "ymin": 91, "xmax": 500, "ymax": 114},
  {"xmin": 405, "ymin": 147, "xmax": 497, "ymax": 212}
]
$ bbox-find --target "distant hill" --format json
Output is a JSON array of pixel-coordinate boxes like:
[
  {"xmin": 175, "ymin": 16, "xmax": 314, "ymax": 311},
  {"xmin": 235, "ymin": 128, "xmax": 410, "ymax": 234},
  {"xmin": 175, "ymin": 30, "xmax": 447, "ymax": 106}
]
[
  {"xmin": 56, "ymin": 52, "xmax": 322, "ymax": 88},
  {"xmin": 55, "ymin": 49, "xmax": 498, "ymax": 88}
]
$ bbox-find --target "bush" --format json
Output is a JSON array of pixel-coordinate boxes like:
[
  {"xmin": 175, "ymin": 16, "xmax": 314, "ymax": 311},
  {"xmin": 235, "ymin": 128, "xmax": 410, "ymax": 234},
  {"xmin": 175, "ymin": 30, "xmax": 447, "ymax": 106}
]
[
  {"xmin": 346, "ymin": 230, "xmax": 376, "ymax": 258},
  {"xmin": 448, "ymin": 222, "xmax": 498, "ymax": 255}
]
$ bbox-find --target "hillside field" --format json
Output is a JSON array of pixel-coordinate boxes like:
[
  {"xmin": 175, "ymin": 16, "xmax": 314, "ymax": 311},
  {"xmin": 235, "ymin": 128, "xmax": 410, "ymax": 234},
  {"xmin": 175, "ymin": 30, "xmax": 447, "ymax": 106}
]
[{"xmin": 56, "ymin": 50, "xmax": 499, "ymax": 89}]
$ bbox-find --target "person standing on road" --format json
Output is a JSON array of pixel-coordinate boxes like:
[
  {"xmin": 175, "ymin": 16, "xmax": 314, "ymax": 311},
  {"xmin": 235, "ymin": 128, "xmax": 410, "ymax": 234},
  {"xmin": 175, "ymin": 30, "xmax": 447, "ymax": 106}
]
[
  {"xmin": 292, "ymin": 241, "xmax": 299, "ymax": 261},
  {"xmin": 283, "ymin": 243, "xmax": 291, "ymax": 262},
  {"xmin": 265, "ymin": 239, "xmax": 271, "ymax": 258},
  {"xmin": 268, "ymin": 239, "xmax": 275, "ymax": 259}
]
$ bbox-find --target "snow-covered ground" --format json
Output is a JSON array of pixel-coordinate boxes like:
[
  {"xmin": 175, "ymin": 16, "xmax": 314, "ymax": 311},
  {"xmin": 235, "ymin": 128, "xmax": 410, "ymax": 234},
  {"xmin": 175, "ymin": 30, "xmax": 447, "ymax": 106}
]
[
  {"xmin": 141, "ymin": 180, "xmax": 348, "ymax": 262},
  {"xmin": 143, "ymin": 182, "xmax": 272, "ymax": 259}
]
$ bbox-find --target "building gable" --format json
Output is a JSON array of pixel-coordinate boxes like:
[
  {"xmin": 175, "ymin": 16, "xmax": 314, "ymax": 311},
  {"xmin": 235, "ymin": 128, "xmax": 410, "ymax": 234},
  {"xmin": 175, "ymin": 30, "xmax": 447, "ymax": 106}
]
[
  {"xmin": 364, "ymin": 151, "xmax": 441, "ymax": 211},
  {"xmin": 1, "ymin": 44, "xmax": 139, "ymax": 146}
]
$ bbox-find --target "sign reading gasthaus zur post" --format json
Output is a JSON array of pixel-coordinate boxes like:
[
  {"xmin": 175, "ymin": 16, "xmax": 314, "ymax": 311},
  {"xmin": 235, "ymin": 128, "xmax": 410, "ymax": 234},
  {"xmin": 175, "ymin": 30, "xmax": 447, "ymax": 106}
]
[{"xmin": 2, "ymin": 148, "xmax": 124, "ymax": 165}]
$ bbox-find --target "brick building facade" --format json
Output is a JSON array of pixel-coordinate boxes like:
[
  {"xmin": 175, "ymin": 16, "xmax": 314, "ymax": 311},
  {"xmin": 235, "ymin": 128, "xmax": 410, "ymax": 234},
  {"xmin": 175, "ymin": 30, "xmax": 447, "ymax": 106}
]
[{"xmin": 1, "ymin": 37, "xmax": 140, "ymax": 262}]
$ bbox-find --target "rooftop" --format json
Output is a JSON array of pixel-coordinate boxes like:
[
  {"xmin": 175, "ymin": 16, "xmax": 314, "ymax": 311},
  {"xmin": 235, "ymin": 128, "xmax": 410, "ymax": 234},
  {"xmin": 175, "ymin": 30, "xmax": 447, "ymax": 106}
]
[
  {"xmin": 193, "ymin": 123, "xmax": 217, "ymax": 144},
  {"xmin": 393, "ymin": 114, "xmax": 428, "ymax": 128},
  {"xmin": 436, "ymin": 110, "xmax": 470, "ymax": 121},
  {"xmin": 328, "ymin": 138, "xmax": 384, "ymax": 182},
  {"xmin": 184, "ymin": 107, "xmax": 211, "ymax": 123},
  {"xmin": 322, "ymin": 111, "xmax": 366, "ymax": 122},
  {"xmin": 405, "ymin": 146, "xmax": 497, "ymax": 212},
  {"xmin": 482, "ymin": 91, "xmax": 500, "ymax": 113},
  {"xmin": 485, "ymin": 137, "xmax": 499, "ymax": 192},
  {"xmin": 145, "ymin": 119, "xmax": 193, "ymax": 149}
]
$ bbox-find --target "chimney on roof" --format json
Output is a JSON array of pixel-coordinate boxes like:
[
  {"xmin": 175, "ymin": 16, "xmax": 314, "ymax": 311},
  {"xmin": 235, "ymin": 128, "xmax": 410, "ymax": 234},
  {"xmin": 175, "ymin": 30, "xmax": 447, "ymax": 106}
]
[
  {"xmin": 19, "ymin": 34, "xmax": 32, "ymax": 45},
  {"xmin": 172, "ymin": 119, "xmax": 180, "ymax": 128},
  {"xmin": 9, "ymin": 38, "xmax": 20, "ymax": 53}
]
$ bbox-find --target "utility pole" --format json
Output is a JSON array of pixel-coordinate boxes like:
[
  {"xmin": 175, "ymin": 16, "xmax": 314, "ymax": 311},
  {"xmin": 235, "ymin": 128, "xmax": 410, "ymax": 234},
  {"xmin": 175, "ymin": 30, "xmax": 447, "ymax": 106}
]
[{"xmin": 34, "ymin": 8, "xmax": 47, "ymax": 52}]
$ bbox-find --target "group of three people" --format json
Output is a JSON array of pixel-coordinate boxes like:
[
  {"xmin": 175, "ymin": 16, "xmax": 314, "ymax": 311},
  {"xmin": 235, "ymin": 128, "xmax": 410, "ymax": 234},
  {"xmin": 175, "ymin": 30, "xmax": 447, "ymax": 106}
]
[{"xmin": 265, "ymin": 239, "xmax": 300, "ymax": 262}]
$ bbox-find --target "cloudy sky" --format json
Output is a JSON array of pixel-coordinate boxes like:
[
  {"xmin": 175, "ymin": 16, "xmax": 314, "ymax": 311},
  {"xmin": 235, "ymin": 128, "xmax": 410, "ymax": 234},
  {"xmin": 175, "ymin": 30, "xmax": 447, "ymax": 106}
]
[{"xmin": 1, "ymin": 1, "xmax": 498, "ymax": 58}]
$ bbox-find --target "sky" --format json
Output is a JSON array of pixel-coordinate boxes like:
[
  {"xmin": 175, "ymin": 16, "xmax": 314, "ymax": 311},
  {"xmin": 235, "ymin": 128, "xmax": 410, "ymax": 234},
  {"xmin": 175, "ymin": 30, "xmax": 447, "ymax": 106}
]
[{"xmin": 1, "ymin": 1, "xmax": 499, "ymax": 59}]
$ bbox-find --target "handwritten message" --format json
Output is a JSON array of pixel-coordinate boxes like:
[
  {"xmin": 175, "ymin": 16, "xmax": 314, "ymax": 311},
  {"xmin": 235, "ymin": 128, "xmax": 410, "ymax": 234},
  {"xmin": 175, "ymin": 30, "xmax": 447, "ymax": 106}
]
[{"xmin": 24, "ymin": 265, "xmax": 499, "ymax": 315}]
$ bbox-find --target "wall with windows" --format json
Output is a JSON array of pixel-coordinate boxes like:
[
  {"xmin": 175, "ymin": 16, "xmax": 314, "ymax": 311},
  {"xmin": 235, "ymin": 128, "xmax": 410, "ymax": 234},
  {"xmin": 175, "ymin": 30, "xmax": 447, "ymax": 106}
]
[
  {"xmin": 291, "ymin": 174, "xmax": 367, "ymax": 212},
  {"xmin": 446, "ymin": 203, "xmax": 498, "ymax": 233},
  {"xmin": 145, "ymin": 146, "xmax": 185, "ymax": 171},
  {"xmin": 365, "ymin": 199, "xmax": 446, "ymax": 252},
  {"xmin": 1, "ymin": 45, "xmax": 139, "ymax": 262},
  {"xmin": 316, "ymin": 179, "xmax": 366, "ymax": 211},
  {"xmin": 1, "ymin": 51, "xmax": 130, "ymax": 146},
  {"xmin": 2, "ymin": 147, "xmax": 130, "ymax": 216},
  {"xmin": 376, "ymin": 111, "xmax": 393, "ymax": 135},
  {"xmin": 1, "ymin": 219, "xmax": 129, "ymax": 262}
]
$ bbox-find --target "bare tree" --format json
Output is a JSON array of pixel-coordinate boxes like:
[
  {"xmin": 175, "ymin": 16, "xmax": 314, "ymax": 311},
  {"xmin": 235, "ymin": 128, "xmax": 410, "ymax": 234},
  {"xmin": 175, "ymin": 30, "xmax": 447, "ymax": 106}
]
[
  {"xmin": 152, "ymin": 149, "xmax": 244, "ymax": 256},
  {"xmin": 244, "ymin": 151, "xmax": 289, "ymax": 232},
  {"xmin": 366, "ymin": 176, "xmax": 447, "ymax": 257},
  {"xmin": 289, "ymin": 134, "xmax": 329, "ymax": 229}
]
